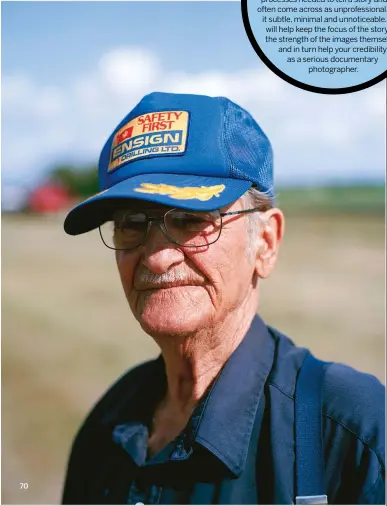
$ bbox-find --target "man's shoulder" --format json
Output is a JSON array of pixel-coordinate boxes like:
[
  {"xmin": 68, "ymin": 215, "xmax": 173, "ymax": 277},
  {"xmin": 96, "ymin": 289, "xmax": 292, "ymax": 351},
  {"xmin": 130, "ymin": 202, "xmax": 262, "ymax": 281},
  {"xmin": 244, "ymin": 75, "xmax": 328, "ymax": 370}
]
[
  {"xmin": 322, "ymin": 361, "xmax": 385, "ymax": 457},
  {"xmin": 321, "ymin": 362, "xmax": 385, "ymax": 502},
  {"xmin": 268, "ymin": 325, "xmax": 385, "ymax": 455}
]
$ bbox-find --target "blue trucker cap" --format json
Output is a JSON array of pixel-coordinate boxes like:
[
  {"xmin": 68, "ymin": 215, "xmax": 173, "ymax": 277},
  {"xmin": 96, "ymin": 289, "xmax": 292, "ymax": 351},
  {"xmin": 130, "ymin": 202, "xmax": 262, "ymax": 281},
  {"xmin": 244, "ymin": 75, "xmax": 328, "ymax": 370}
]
[{"xmin": 64, "ymin": 91, "xmax": 274, "ymax": 235}]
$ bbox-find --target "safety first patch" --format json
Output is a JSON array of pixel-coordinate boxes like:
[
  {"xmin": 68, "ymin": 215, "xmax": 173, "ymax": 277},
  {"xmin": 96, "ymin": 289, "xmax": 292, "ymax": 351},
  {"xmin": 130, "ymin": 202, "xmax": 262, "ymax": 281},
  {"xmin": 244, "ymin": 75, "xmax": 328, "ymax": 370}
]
[{"xmin": 109, "ymin": 111, "xmax": 189, "ymax": 172}]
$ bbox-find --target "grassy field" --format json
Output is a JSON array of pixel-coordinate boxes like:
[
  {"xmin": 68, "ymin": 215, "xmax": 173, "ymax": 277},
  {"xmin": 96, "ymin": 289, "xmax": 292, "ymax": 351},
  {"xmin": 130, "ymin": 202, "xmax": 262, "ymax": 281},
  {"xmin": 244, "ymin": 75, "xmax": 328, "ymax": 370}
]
[
  {"xmin": 276, "ymin": 184, "xmax": 385, "ymax": 214},
  {"xmin": 2, "ymin": 197, "xmax": 385, "ymax": 504}
]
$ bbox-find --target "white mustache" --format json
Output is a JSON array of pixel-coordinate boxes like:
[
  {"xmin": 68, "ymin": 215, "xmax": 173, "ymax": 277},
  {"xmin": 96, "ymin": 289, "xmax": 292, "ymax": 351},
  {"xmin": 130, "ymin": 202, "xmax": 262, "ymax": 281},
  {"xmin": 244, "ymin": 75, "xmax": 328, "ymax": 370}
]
[
  {"xmin": 138, "ymin": 269, "xmax": 193, "ymax": 285},
  {"xmin": 136, "ymin": 269, "xmax": 204, "ymax": 287}
]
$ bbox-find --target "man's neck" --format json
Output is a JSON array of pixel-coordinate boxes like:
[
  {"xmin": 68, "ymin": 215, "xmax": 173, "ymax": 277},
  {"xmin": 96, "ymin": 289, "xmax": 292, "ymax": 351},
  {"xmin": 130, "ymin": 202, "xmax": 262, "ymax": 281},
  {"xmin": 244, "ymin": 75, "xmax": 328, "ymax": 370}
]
[{"xmin": 157, "ymin": 298, "xmax": 258, "ymax": 416}]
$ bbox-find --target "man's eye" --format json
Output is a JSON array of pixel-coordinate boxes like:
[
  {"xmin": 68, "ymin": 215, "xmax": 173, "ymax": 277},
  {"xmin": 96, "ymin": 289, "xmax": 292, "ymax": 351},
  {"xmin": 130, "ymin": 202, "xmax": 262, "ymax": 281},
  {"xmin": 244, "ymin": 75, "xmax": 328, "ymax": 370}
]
[{"xmin": 184, "ymin": 216, "xmax": 204, "ymax": 225}]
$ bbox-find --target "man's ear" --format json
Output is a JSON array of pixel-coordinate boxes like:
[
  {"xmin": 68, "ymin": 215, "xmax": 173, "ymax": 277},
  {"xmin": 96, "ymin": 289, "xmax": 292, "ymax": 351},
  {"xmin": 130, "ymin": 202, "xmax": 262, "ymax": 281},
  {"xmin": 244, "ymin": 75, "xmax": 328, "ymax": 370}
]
[{"xmin": 254, "ymin": 208, "xmax": 285, "ymax": 279}]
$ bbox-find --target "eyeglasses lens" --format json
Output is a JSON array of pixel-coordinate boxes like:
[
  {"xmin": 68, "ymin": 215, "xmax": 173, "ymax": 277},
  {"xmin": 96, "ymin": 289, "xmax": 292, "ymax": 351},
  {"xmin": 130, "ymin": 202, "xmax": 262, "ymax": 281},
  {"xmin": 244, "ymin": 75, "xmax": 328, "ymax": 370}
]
[
  {"xmin": 165, "ymin": 210, "xmax": 221, "ymax": 247},
  {"xmin": 100, "ymin": 211, "xmax": 147, "ymax": 250}
]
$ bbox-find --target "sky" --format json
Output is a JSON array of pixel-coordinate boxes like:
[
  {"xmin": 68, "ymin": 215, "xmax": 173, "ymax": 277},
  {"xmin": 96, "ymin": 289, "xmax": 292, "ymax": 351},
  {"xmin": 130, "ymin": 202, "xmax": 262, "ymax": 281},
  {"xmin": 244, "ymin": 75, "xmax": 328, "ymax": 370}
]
[{"xmin": 2, "ymin": 1, "xmax": 386, "ymax": 190}]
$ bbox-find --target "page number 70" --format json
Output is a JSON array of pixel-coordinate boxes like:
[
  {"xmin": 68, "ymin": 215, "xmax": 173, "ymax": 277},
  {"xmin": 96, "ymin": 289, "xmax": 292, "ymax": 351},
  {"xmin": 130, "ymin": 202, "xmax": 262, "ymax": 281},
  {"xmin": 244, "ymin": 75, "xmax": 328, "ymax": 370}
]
[{"xmin": 20, "ymin": 483, "xmax": 28, "ymax": 489}]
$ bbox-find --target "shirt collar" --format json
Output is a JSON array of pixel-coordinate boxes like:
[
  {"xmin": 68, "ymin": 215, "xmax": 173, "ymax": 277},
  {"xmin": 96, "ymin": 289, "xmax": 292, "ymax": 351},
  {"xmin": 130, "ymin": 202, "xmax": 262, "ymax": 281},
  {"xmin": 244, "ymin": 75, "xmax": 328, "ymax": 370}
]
[{"xmin": 190, "ymin": 315, "xmax": 275, "ymax": 476}]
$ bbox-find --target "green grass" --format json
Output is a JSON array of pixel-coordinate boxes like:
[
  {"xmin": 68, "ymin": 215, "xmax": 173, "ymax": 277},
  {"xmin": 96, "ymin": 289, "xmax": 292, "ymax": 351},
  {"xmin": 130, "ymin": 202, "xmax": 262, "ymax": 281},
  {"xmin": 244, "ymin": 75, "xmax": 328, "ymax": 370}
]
[{"xmin": 276, "ymin": 185, "xmax": 385, "ymax": 214}]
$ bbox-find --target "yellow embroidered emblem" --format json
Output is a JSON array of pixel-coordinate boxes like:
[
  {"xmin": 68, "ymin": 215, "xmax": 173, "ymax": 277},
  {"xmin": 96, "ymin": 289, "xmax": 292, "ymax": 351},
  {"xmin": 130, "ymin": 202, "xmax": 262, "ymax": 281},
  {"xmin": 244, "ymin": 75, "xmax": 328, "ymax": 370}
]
[{"xmin": 133, "ymin": 183, "xmax": 226, "ymax": 201}]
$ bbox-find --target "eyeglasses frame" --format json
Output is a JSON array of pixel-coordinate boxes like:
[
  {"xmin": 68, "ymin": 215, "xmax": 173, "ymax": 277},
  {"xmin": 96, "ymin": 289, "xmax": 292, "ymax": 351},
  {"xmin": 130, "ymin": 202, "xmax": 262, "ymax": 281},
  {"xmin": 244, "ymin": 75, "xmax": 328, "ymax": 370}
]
[{"xmin": 99, "ymin": 207, "xmax": 263, "ymax": 251}]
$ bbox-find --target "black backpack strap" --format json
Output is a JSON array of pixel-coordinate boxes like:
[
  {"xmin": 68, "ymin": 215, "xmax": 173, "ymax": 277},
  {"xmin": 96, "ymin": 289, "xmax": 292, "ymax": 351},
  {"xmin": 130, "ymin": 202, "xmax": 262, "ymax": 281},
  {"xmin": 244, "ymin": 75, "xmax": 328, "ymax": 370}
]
[{"xmin": 295, "ymin": 353, "xmax": 331, "ymax": 505}]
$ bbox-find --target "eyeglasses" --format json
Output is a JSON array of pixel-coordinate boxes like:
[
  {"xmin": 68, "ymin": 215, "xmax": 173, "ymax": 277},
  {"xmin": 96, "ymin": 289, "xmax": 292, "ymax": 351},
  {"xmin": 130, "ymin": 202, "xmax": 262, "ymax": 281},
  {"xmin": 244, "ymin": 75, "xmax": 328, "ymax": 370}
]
[{"xmin": 99, "ymin": 207, "xmax": 262, "ymax": 251}]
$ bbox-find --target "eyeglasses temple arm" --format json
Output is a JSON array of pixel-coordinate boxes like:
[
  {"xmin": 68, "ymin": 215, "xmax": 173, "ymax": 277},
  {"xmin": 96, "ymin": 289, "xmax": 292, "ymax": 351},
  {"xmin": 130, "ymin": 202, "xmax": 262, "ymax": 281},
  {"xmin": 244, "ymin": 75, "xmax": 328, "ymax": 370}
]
[{"xmin": 219, "ymin": 208, "xmax": 261, "ymax": 217}]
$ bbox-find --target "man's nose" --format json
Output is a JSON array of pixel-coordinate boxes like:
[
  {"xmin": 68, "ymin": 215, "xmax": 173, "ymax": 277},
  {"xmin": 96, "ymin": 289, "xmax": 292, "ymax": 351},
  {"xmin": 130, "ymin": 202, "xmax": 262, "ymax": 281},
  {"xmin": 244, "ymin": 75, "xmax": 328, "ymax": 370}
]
[{"xmin": 140, "ymin": 222, "xmax": 185, "ymax": 274}]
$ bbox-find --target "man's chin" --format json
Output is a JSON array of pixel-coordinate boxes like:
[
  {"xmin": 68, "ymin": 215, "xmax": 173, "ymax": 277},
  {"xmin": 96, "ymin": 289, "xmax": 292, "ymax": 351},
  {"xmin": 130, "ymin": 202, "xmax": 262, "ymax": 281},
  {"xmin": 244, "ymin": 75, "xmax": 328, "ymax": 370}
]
[
  {"xmin": 138, "ymin": 309, "xmax": 202, "ymax": 338},
  {"xmin": 129, "ymin": 286, "xmax": 208, "ymax": 336},
  {"xmin": 136, "ymin": 301, "xmax": 207, "ymax": 339}
]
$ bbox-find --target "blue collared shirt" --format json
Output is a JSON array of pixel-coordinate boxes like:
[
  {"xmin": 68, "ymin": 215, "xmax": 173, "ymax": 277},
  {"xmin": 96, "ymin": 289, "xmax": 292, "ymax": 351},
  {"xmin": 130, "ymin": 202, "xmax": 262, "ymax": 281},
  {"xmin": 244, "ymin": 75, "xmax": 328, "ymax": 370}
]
[{"xmin": 62, "ymin": 316, "xmax": 385, "ymax": 504}]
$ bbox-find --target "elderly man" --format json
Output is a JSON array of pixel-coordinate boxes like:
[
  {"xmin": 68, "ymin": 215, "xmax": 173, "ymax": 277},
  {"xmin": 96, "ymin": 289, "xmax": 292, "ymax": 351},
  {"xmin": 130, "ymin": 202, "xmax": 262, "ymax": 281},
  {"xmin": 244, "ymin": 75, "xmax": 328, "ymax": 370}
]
[{"xmin": 62, "ymin": 92, "xmax": 384, "ymax": 505}]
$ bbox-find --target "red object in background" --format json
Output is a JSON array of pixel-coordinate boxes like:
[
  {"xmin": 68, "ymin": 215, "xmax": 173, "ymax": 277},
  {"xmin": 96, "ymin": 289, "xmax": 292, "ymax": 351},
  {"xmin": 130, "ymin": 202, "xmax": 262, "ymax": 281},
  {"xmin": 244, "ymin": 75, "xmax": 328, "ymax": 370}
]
[{"xmin": 28, "ymin": 183, "xmax": 72, "ymax": 213}]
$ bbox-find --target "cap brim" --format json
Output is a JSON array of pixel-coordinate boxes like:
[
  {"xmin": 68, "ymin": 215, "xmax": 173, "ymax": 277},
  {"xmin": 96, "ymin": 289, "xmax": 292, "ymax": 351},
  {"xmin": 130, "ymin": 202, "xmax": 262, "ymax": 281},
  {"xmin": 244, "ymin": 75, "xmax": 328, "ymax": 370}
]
[{"xmin": 64, "ymin": 173, "xmax": 252, "ymax": 235}]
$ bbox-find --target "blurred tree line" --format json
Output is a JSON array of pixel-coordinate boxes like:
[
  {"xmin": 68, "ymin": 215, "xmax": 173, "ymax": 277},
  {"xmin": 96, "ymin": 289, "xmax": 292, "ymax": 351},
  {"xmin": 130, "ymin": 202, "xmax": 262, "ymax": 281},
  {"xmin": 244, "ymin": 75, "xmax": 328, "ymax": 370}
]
[
  {"xmin": 50, "ymin": 165, "xmax": 99, "ymax": 198},
  {"xmin": 48, "ymin": 164, "xmax": 385, "ymax": 215}
]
